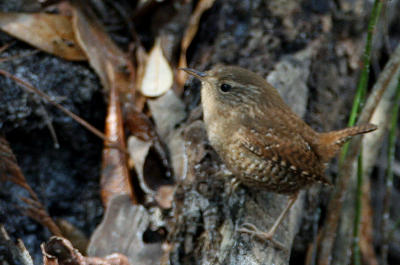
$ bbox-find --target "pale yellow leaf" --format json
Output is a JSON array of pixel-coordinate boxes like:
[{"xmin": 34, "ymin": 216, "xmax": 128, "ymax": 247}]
[{"xmin": 140, "ymin": 39, "xmax": 173, "ymax": 97}]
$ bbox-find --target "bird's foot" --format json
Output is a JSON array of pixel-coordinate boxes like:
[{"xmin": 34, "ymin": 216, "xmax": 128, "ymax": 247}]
[{"xmin": 237, "ymin": 223, "xmax": 285, "ymax": 250}]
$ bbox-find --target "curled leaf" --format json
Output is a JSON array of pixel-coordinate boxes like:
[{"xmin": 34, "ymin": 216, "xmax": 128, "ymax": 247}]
[{"xmin": 140, "ymin": 38, "xmax": 173, "ymax": 97}]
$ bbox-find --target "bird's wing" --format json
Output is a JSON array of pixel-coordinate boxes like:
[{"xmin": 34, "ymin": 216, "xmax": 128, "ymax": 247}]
[{"xmin": 237, "ymin": 119, "xmax": 329, "ymax": 184}]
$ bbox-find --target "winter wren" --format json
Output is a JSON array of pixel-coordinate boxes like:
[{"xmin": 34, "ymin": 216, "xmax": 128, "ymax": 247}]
[{"xmin": 181, "ymin": 65, "xmax": 377, "ymax": 248}]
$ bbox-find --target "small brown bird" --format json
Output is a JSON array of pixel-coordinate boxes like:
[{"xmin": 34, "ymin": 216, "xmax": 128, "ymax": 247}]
[{"xmin": 181, "ymin": 65, "xmax": 377, "ymax": 248}]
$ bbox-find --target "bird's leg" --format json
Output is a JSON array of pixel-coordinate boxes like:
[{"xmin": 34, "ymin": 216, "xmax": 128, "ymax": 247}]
[{"xmin": 237, "ymin": 192, "xmax": 299, "ymax": 249}]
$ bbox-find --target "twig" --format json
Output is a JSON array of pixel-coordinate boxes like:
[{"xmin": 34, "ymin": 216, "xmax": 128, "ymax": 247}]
[
  {"xmin": 0, "ymin": 41, "xmax": 15, "ymax": 54},
  {"xmin": 0, "ymin": 50, "xmax": 40, "ymax": 63},
  {"xmin": 0, "ymin": 69, "xmax": 127, "ymax": 154},
  {"xmin": 38, "ymin": 104, "xmax": 60, "ymax": 149},
  {"xmin": 0, "ymin": 69, "xmax": 108, "ymax": 141}
]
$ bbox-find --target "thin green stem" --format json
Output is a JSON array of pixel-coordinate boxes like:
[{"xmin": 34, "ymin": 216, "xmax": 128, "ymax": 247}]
[
  {"xmin": 336, "ymin": 0, "xmax": 384, "ymax": 262},
  {"xmin": 340, "ymin": 0, "xmax": 384, "ymax": 163}
]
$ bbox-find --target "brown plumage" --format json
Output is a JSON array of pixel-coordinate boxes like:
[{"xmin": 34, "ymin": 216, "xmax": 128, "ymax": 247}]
[{"xmin": 181, "ymin": 65, "xmax": 377, "ymax": 248}]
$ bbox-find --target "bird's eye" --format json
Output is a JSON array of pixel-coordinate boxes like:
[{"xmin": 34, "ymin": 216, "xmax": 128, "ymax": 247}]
[{"xmin": 220, "ymin": 83, "xmax": 232, "ymax": 92}]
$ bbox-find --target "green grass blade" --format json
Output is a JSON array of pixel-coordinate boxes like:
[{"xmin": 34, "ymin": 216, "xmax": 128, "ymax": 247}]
[{"xmin": 340, "ymin": 0, "xmax": 384, "ymax": 163}]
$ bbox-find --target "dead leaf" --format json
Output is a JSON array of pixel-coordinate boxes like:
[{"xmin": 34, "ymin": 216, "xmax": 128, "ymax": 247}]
[
  {"xmin": 140, "ymin": 38, "xmax": 173, "ymax": 97},
  {"xmin": 125, "ymin": 108, "xmax": 174, "ymax": 207},
  {"xmin": 146, "ymin": 90, "xmax": 187, "ymax": 207},
  {"xmin": 128, "ymin": 135, "xmax": 153, "ymax": 194},
  {"xmin": 72, "ymin": 5, "xmax": 137, "ymax": 205},
  {"xmin": 176, "ymin": 0, "xmax": 216, "ymax": 90},
  {"xmin": 126, "ymin": 90, "xmax": 185, "ymax": 206},
  {"xmin": 42, "ymin": 237, "xmax": 130, "ymax": 265},
  {"xmin": 101, "ymin": 62, "xmax": 136, "ymax": 206},
  {"xmin": 125, "ymin": 108, "xmax": 157, "ymax": 142},
  {"xmin": 147, "ymin": 90, "xmax": 186, "ymax": 140},
  {"xmin": 134, "ymin": 43, "xmax": 148, "ymax": 110},
  {"xmin": 87, "ymin": 194, "xmax": 163, "ymax": 265},
  {"xmin": 72, "ymin": 5, "xmax": 134, "ymax": 98},
  {"xmin": 0, "ymin": 12, "xmax": 86, "ymax": 60}
]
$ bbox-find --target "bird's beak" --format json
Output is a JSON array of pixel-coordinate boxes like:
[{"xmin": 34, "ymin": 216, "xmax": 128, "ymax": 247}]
[{"xmin": 179, "ymin": 68, "xmax": 207, "ymax": 81}]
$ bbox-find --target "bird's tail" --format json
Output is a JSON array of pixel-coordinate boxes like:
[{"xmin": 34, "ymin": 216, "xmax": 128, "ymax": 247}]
[{"xmin": 317, "ymin": 123, "xmax": 377, "ymax": 162}]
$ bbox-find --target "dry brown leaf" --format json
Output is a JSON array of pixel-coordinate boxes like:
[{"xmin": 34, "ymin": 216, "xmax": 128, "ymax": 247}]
[
  {"xmin": 127, "ymin": 135, "xmax": 173, "ymax": 206},
  {"xmin": 176, "ymin": 0, "xmax": 216, "ymax": 90},
  {"xmin": 0, "ymin": 12, "xmax": 86, "ymax": 60},
  {"xmin": 72, "ymin": 5, "xmax": 137, "ymax": 205},
  {"xmin": 101, "ymin": 62, "xmax": 136, "ymax": 206},
  {"xmin": 72, "ymin": 5, "xmax": 134, "ymax": 98},
  {"xmin": 42, "ymin": 237, "xmax": 130, "ymax": 265},
  {"xmin": 140, "ymin": 38, "xmax": 173, "ymax": 97},
  {"xmin": 125, "ymin": 107, "xmax": 174, "ymax": 207},
  {"xmin": 125, "ymin": 108, "xmax": 157, "ymax": 142},
  {"xmin": 134, "ymin": 44, "xmax": 148, "ymax": 110}
]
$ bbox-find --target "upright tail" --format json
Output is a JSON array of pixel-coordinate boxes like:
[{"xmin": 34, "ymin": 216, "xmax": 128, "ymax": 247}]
[{"xmin": 316, "ymin": 123, "xmax": 377, "ymax": 162}]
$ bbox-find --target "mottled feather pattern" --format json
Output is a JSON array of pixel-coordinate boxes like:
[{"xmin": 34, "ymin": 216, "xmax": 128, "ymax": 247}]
[
  {"xmin": 225, "ymin": 125, "xmax": 327, "ymax": 193},
  {"xmin": 185, "ymin": 65, "xmax": 376, "ymax": 194}
]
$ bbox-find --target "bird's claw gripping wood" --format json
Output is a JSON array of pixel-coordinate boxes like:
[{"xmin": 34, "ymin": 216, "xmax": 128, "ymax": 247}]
[
  {"xmin": 238, "ymin": 223, "xmax": 285, "ymax": 250},
  {"xmin": 238, "ymin": 192, "xmax": 298, "ymax": 250}
]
